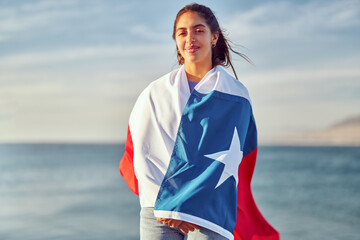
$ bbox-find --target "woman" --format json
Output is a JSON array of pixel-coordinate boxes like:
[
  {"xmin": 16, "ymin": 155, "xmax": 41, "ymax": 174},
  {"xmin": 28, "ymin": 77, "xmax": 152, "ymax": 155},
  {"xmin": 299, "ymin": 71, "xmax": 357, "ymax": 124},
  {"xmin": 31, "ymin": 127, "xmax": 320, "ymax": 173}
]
[{"xmin": 120, "ymin": 3, "xmax": 279, "ymax": 240}]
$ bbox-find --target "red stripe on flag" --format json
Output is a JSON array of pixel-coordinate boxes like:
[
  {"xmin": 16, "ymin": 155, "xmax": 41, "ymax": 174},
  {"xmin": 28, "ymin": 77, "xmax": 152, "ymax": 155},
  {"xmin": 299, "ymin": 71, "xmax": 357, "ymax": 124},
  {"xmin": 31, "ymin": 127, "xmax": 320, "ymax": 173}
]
[
  {"xmin": 119, "ymin": 125, "xmax": 139, "ymax": 195},
  {"xmin": 234, "ymin": 147, "xmax": 280, "ymax": 240}
]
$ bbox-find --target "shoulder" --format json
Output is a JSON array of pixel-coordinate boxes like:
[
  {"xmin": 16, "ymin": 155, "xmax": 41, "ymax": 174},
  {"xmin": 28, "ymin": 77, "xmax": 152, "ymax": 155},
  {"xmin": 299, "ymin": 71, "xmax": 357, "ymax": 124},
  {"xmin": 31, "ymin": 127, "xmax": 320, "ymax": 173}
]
[
  {"xmin": 130, "ymin": 68, "xmax": 180, "ymax": 119},
  {"xmin": 216, "ymin": 66, "xmax": 252, "ymax": 104},
  {"xmin": 139, "ymin": 68, "xmax": 181, "ymax": 98}
]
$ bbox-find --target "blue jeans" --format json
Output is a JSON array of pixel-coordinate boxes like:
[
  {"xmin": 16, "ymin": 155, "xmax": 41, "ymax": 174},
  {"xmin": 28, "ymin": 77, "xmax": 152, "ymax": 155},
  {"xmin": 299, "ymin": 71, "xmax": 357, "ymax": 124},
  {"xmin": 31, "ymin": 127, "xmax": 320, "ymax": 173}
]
[{"xmin": 140, "ymin": 207, "xmax": 229, "ymax": 240}]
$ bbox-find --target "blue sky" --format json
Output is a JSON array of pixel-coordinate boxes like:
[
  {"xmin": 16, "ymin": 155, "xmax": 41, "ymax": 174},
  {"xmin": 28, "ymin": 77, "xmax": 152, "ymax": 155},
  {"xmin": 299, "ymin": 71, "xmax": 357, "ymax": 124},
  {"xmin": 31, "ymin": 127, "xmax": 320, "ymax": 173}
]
[{"xmin": 0, "ymin": 0, "xmax": 359, "ymax": 143}]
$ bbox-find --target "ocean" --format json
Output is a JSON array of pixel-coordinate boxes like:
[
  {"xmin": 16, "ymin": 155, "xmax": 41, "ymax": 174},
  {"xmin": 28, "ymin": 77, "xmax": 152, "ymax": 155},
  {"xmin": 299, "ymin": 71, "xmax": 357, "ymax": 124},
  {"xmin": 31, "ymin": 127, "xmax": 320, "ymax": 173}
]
[{"xmin": 0, "ymin": 144, "xmax": 359, "ymax": 240}]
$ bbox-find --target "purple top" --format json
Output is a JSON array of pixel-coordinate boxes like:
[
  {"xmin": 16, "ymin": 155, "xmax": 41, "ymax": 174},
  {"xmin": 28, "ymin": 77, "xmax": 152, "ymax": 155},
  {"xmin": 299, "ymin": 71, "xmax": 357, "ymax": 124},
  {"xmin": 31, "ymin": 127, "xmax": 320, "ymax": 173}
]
[{"xmin": 187, "ymin": 80, "xmax": 198, "ymax": 93}]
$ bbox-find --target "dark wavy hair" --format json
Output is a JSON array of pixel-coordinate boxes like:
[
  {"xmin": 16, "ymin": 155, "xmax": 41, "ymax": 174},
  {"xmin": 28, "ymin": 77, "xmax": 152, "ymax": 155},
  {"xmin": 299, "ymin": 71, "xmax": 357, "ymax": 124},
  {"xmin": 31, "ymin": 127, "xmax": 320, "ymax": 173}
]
[{"xmin": 173, "ymin": 3, "xmax": 252, "ymax": 79}]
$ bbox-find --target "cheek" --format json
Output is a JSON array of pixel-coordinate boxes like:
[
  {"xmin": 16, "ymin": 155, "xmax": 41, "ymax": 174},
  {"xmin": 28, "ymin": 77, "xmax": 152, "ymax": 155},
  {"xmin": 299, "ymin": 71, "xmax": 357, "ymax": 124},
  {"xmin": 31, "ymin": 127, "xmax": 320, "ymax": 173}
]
[
  {"xmin": 175, "ymin": 42, "xmax": 185, "ymax": 55},
  {"xmin": 175, "ymin": 39, "xmax": 184, "ymax": 49},
  {"xmin": 203, "ymin": 35, "xmax": 212, "ymax": 48}
]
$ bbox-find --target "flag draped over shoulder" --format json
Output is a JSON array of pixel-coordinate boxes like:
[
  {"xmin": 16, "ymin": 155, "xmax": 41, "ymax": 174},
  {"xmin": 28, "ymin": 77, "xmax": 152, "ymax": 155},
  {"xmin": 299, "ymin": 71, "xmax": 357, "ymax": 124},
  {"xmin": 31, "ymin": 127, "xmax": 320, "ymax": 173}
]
[{"xmin": 119, "ymin": 66, "xmax": 280, "ymax": 240}]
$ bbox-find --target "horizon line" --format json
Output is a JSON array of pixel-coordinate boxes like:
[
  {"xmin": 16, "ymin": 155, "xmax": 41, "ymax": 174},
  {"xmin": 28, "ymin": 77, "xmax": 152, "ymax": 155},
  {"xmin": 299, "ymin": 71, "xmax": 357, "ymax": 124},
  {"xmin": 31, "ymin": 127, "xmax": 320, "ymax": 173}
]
[{"xmin": 0, "ymin": 141, "xmax": 359, "ymax": 147}]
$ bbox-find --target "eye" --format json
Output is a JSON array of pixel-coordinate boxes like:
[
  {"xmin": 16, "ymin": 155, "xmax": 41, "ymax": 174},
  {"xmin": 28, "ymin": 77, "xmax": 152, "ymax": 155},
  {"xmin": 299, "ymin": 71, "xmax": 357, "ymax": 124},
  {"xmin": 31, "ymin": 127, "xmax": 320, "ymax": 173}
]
[
  {"xmin": 178, "ymin": 32, "xmax": 186, "ymax": 36},
  {"xmin": 195, "ymin": 28, "xmax": 204, "ymax": 33}
]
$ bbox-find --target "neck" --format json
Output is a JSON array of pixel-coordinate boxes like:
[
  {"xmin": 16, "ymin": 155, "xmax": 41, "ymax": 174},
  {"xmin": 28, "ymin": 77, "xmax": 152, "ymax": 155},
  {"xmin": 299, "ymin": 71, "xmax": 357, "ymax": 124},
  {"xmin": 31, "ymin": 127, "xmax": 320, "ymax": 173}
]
[{"xmin": 184, "ymin": 61, "xmax": 213, "ymax": 82}]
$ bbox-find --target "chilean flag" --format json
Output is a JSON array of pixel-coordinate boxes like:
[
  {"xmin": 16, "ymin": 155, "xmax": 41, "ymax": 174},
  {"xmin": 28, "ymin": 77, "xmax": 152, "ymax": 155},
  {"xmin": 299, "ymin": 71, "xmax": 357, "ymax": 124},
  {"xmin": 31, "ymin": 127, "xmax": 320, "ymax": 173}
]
[{"xmin": 120, "ymin": 66, "xmax": 280, "ymax": 240}]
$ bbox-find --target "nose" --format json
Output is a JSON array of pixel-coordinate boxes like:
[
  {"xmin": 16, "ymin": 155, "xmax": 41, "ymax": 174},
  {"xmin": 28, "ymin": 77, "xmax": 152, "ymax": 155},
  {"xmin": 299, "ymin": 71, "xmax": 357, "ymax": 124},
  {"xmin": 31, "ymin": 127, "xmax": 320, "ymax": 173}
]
[{"xmin": 186, "ymin": 32, "xmax": 195, "ymax": 44}]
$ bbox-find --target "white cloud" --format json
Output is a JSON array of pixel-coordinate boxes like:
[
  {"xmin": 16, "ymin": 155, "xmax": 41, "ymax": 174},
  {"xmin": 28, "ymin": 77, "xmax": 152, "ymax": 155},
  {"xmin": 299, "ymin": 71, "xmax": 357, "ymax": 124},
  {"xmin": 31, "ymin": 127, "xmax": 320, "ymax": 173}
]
[
  {"xmin": 245, "ymin": 66, "xmax": 360, "ymax": 86},
  {"xmin": 0, "ymin": 95, "xmax": 19, "ymax": 120},
  {"xmin": 129, "ymin": 24, "xmax": 170, "ymax": 41},
  {"xmin": 245, "ymin": 64, "xmax": 360, "ymax": 103},
  {"xmin": 0, "ymin": 0, "xmax": 133, "ymax": 41},
  {"xmin": 0, "ymin": 7, "xmax": 85, "ymax": 33},
  {"xmin": 225, "ymin": 0, "xmax": 360, "ymax": 45},
  {"xmin": 1, "ymin": 0, "xmax": 359, "ymax": 143},
  {"xmin": 242, "ymin": 63, "xmax": 360, "ymax": 141},
  {"xmin": 220, "ymin": 0, "xmax": 360, "ymax": 138},
  {"xmin": 0, "ymin": 34, "xmax": 8, "ymax": 42},
  {"xmin": 0, "ymin": 43, "xmax": 174, "ymax": 69},
  {"xmin": 19, "ymin": 0, "xmax": 80, "ymax": 12},
  {"xmin": 0, "ymin": 81, "xmax": 136, "ymax": 143}
]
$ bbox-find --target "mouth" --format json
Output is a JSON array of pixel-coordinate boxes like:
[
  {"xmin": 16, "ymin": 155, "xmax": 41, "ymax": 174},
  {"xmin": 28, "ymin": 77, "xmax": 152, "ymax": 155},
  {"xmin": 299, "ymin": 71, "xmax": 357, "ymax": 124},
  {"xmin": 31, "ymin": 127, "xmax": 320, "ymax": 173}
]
[{"xmin": 185, "ymin": 46, "xmax": 199, "ymax": 53}]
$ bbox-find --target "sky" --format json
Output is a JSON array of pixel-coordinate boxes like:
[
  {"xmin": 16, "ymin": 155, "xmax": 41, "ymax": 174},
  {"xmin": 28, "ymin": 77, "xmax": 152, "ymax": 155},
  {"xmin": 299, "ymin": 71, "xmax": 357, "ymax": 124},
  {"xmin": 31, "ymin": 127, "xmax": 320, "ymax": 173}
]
[{"xmin": 0, "ymin": 0, "xmax": 359, "ymax": 144}]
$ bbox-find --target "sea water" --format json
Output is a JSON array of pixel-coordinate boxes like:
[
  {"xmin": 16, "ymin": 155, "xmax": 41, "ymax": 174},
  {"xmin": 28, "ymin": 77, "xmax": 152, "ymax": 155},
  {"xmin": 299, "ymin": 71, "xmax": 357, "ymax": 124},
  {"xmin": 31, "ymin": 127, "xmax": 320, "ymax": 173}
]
[{"xmin": 0, "ymin": 144, "xmax": 359, "ymax": 240}]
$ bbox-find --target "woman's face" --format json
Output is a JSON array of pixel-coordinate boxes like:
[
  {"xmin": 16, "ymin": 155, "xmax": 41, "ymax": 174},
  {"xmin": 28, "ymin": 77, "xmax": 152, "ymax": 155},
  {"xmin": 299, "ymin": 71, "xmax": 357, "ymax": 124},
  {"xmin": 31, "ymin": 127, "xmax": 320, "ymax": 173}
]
[{"xmin": 175, "ymin": 11, "xmax": 218, "ymax": 68}]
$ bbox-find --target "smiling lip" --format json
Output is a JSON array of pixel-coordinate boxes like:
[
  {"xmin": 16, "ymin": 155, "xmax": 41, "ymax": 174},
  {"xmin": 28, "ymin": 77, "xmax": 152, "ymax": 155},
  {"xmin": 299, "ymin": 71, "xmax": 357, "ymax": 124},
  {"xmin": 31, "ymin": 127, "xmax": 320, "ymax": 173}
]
[{"xmin": 185, "ymin": 46, "xmax": 199, "ymax": 53}]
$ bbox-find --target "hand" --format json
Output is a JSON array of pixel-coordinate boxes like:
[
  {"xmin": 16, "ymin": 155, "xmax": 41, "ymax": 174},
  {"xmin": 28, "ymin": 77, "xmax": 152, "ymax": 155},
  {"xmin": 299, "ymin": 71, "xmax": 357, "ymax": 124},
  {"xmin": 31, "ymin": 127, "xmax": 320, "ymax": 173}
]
[
  {"xmin": 177, "ymin": 221, "xmax": 200, "ymax": 234},
  {"xmin": 157, "ymin": 218, "xmax": 182, "ymax": 228},
  {"xmin": 157, "ymin": 218, "xmax": 200, "ymax": 233}
]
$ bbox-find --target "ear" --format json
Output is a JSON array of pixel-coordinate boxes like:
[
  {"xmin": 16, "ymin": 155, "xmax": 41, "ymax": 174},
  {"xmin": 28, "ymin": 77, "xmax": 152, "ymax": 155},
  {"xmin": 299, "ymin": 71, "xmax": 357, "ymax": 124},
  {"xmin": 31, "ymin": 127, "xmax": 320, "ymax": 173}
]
[{"xmin": 211, "ymin": 31, "xmax": 219, "ymax": 46}]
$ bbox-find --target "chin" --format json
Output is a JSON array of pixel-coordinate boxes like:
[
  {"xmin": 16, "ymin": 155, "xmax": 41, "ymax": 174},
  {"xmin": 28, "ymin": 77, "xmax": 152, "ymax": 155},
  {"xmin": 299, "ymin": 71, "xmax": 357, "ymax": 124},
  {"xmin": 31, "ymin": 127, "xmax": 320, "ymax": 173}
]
[{"xmin": 184, "ymin": 56, "xmax": 202, "ymax": 64}]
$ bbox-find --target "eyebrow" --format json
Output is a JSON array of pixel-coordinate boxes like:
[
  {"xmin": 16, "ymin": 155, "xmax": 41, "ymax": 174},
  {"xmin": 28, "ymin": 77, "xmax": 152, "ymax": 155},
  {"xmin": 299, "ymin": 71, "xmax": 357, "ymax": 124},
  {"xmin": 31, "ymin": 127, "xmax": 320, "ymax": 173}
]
[{"xmin": 176, "ymin": 24, "xmax": 206, "ymax": 32}]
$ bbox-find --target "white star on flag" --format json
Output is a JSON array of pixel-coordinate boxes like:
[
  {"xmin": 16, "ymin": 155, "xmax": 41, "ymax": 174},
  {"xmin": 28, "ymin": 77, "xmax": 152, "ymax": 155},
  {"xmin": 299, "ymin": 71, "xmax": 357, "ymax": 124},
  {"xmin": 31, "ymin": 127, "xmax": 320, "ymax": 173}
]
[{"xmin": 204, "ymin": 127, "xmax": 243, "ymax": 188}]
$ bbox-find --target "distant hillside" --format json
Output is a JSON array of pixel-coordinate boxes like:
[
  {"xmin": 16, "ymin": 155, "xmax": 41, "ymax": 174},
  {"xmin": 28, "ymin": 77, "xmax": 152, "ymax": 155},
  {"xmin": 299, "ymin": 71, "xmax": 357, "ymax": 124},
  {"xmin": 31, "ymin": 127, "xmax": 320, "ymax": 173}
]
[
  {"xmin": 331, "ymin": 115, "xmax": 360, "ymax": 128},
  {"xmin": 283, "ymin": 114, "xmax": 360, "ymax": 146}
]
